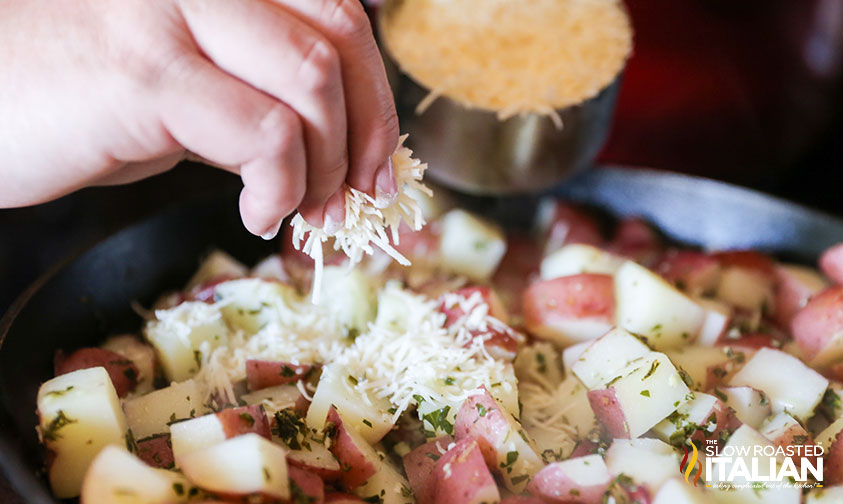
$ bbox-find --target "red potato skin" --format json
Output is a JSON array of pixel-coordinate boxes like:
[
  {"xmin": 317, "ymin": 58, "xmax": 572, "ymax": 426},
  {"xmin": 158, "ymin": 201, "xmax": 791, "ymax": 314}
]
[
  {"xmin": 586, "ymin": 388, "xmax": 631, "ymax": 439},
  {"xmin": 440, "ymin": 286, "xmax": 510, "ymax": 326},
  {"xmin": 325, "ymin": 408, "xmax": 377, "ymax": 490},
  {"xmin": 655, "ymin": 249, "xmax": 721, "ymax": 294},
  {"xmin": 245, "ymin": 360, "xmax": 314, "ymax": 391},
  {"xmin": 541, "ymin": 202, "xmax": 603, "ymax": 254},
  {"xmin": 826, "ymin": 429, "xmax": 843, "ymax": 485},
  {"xmin": 216, "ymin": 405, "xmax": 272, "ymax": 440},
  {"xmin": 403, "ymin": 437, "xmax": 454, "ymax": 504},
  {"xmin": 526, "ymin": 460, "xmax": 610, "ymax": 504},
  {"xmin": 767, "ymin": 425, "xmax": 819, "ymax": 470},
  {"xmin": 716, "ymin": 333, "xmax": 777, "ymax": 351},
  {"xmin": 689, "ymin": 399, "xmax": 740, "ymax": 447},
  {"xmin": 712, "ymin": 250, "xmax": 777, "ymax": 276},
  {"xmin": 54, "ymin": 347, "xmax": 139, "ymax": 397},
  {"xmin": 394, "ymin": 222, "xmax": 441, "ymax": 261},
  {"xmin": 433, "ymin": 438, "xmax": 500, "ymax": 504},
  {"xmin": 289, "ymin": 466, "xmax": 325, "ymax": 504},
  {"xmin": 522, "ymin": 274, "xmax": 614, "ymax": 339},
  {"xmin": 569, "ymin": 440, "xmax": 600, "ymax": 459},
  {"xmin": 324, "ymin": 493, "xmax": 367, "ymax": 504},
  {"xmin": 821, "ymin": 244, "xmax": 843, "ymax": 285},
  {"xmin": 608, "ymin": 217, "xmax": 662, "ymax": 266},
  {"xmin": 792, "ymin": 286, "xmax": 843, "ymax": 364},
  {"xmin": 773, "ymin": 265, "xmax": 822, "ymax": 329},
  {"xmin": 135, "ymin": 433, "xmax": 174, "ymax": 469},
  {"xmin": 287, "ymin": 451, "xmax": 343, "ymax": 483},
  {"xmin": 454, "ymin": 388, "xmax": 511, "ymax": 469}
]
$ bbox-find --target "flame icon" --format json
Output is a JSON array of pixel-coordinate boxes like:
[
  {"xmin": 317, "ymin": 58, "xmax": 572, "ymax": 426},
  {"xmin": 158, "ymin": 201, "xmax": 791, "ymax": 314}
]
[{"xmin": 680, "ymin": 443, "xmax": 703, "ymax": 487}]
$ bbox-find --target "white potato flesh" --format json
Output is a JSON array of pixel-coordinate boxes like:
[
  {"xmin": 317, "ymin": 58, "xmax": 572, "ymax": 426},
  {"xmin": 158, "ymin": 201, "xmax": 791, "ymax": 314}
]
[
  {"xmin": 527, "ymin": 454, "xmax": 611, "ymax": 502},
  {"xmin": 759, "ymin": 413, "xmax": 802, "ymax": 444},
  {"xmin": 652, "ymin": 392, "xmax": 719, "ymax": 443},
  {"xmin": 169, "ymin": 413, "xmax": 226, "ymax": 464},
  {"xmin": 318, "ymin": 266, "xmax": 378, "ymax": 334},
  {"xmin": 665, "ymin": 346, "xmax": 746, "ymax": 391},
  {"xmin": 590, "ymin": 352, "xmax": 691, "ymax": 439},
  {"xmin": 539, "ymin": 243, "xmax": 624, "ymax": 279},
  {"xmin": 712, "ymin": 486, "xmax": 800, "ymax": 504},
  {"xmin": 439, "ymin": 209, "xmax": 507, "ymax": 281},
  {"xmin": 605, "ymin": 438, "xmax": 680, "ymax": 492},
  {"xmin": 716, "ymin": 267, "xmax": 773, "ymax": 312},
  {"xmin": 101, "ymin": 334, "xmax": 157, "ymax": 394},
  {"xmin": 728, "ymin": 347, "xmax": 828, "ymax": 422},
  {"xmin": 718, "ymin": 386, "xmax": 772, "ymax": 429},
  {"xmin": 250, "ymin": 254, "xmax": 289, "ymax": 281},
  {"xmin": 694, "ymin": 298, "xmax": 732, "ymax": 347},
  {"xmin": 37, "ymin": 367, "xmax": 128, "ymax": 499},
  {"xmin": 306, "ymin": 363, "xmax": 393, "ymax": 444},
  {"xmin": 561, "ymin": 341, "xmax": 590, "ymax": 373},
  {"xmin": 571, "ymin": 327, "xmax": 651, "ymax": 389},
  {"xmin": 123, "ymin": 379, "xmax": 210, "ymax": 439},
  {"xmin": 353, "ymin": 456, "xmax": 414, "ymax": 504},
  {"xmin": 185, "ymin": 250, "xmax": 247, "ymax": 289},
  {"xmin": 214, "ymin": 278, "xmax": 300, "ymax": 334},
  {"xmin": 178, "ymin": 433, "xmax": 289, "ymax": 500},
  {"xmin": 374, "ymin": 281, "xmax": 415, "ymax": 333},
  {"xmin": 240, "ymin": 384, "xmax": 302, "ymax": 417},
  {"xmin": 652, "ymin": 478, "xmax": 711, "ymax": 504},
  {"xmin": 144, "ymin": 302, "xmax": 228, "ymax": 382},
  {"xmin": 615, "ymin": 261, "xmax": 705, "ymax": 350},
  {"xmin": 81, "ymin": 446, "xmax": 196, "ymax": 504}
]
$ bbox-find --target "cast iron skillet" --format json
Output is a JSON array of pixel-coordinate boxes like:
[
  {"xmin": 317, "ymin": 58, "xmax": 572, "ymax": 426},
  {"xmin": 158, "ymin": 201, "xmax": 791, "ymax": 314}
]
[{"xmin": 2, "ymin": 167, "xmax": 843, "ymax": 503}]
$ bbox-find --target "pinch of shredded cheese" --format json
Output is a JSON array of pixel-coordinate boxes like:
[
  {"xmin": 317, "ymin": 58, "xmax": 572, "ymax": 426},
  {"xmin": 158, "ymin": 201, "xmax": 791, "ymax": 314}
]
[
  {"xmin": 380, "ymin": 0, "xmax": 632, "ymax": 118},
  {"xmin": 290, "ymin": 135, "xmax": 431, "ymax": 302}
]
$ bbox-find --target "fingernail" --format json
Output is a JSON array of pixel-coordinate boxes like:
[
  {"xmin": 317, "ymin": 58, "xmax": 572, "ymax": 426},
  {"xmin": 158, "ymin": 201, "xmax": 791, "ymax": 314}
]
[
  {"xmin": 260, "ymin": 218, "xmax": 283, "ymax": 240},
  {"xmin": 322, "ymin": 190, "xmax": 346, "ymax": 235},
  {"xmin": 374, "ymin": 157, "xmax": 397, "ymax": 209}
]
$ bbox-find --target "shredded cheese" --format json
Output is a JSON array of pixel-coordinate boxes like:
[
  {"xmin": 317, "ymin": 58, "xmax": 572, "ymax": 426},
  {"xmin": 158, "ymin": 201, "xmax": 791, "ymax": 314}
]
[
  {"xmin": 380, "ymin": 0, "xmax": 632, "ymax": 117},
  {"xmin": 290, "ymin": 135, "xmax": 431, "ymax": 302}
]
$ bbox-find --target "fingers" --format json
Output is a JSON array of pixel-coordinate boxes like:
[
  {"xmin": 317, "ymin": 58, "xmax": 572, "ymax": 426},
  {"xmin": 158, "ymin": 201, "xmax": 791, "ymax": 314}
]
[
  {"xmin": 156, "ymin": 53, "xmax": 306, "ymax": 237},
  {"xmin": 269, "ymin": 0, "xmax": 400, "ymax": 198},
  {"xmin": 178, "ymin": 0, "xmax": 348, "ymax": 228}
]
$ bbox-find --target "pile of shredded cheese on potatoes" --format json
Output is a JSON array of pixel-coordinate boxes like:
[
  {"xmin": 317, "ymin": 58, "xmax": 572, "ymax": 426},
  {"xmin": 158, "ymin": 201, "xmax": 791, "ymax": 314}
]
[
  {"xmin": 290, "ymin": 135, "xmax": 431, "ymax": 302},
  {"xmin": 380, "ymin": 0, "xmax": 632, "ymax": 118}
]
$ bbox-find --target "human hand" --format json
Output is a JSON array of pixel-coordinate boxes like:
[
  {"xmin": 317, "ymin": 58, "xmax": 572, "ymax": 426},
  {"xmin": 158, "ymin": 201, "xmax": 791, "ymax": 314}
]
[{"xmin": 0, "ymin": 0, "xmax": 399, "ymax": 238}]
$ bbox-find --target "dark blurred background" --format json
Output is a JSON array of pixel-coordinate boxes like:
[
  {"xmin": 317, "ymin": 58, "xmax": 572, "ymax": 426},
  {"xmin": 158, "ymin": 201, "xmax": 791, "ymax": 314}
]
[{"xmin": 2, "ymin": 2, "xmax": 843, "ymax": 324}]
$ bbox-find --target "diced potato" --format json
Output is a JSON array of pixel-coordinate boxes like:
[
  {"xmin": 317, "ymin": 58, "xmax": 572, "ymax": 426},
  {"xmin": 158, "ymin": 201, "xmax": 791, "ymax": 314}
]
[
  {"xmin": 454, "ymin": 387, "xmax": 544, "ymax": 493},
  {"xmin": 652, "ymin": 478, "xmax": 712, "ymax": 504},
  {"xmin": 178, "ymin": 433, "xmax": 289, "ymax": 500},
  {"xmin": 186, "ymin": 250, "xmax": 247, "ymax": 289},
  {"xmin": 439, "ymin": 209, "xmax": 507, "ymax": 281},
  {"xmin": 587, "ymin": 352, "xmax": 691, "ymax": 439},
  {"xmin": 374, "ymin": 281, "xmax": 416, "ymax": 333},
  {"xmin": 81, "ymin": 446, "xmax": 197, "ymax": 504},
  {"xmin": 665, "ymin": 345, "xmax": 750, "ymax": 391},
  {"xmin": 571, "ymin": 327, "xmax": 651, "ymax": 390},
  {"xmin": 652, "ymin": 392, "xmax": 735, "ymax": 447},
  {"xmin": 431, "ymin": 439, "xmax": 499, "ymax": 504},
  {"xmin": 123, "ymin": 379, "xmax": 210, "ymax": 439},
  {"xmin": 403, "ymin": 437, "xmax": 452, "ymax": 504},
  {"xmin": 317, "ymin": 266, "xmax": 378, "ymax": 335},
  {"xmin": 717, "ymin": 386, "xmax": 772, "ymax": 429},
  {"xmin": 728, "ymin": 347, "xmax": 828, "ymax": 422},
  {"xmin": 353, "ymin": 455, "xmax": 414, "ymax": 504},
  {"xmin": 694, "ymin": 298, "xmax": 732, "ymax": 347},
  {"xmin": 144, "ymin": 302, "xmax": 228, "ymax": 382},
  {"xmin": 240, "ymin": 384, "xmax": 303, "ymax": 417},
  {"xmin": 250, "ymin": 254, "xmax": 289, "ymax": 282},
  {"xmin": 792, "ymin": 286, "xmax": 843, "ymax": 368},
  {"xmin": 214, "ymin": 278, "xmax": 300, "ymax": 334},
  {"xmin": 169, "ymin": 414, "xmax": 226, "ymax": 464},
  {"xmin": 37, "ymin": 367, "xmax": 128, "ymax": 498},
  {"xmin": 654, "ymin": 250, "xmax": 722, "ymax": 297},
  {"xmin": 615, "ymin": 261, "xmax": 705, "ymax": 350},
  {"xmin": 522, "ymin": 274, "xmax": 615, "ymax": 346},
  {"xmin": 760, "ymin": 412, "xmax": 813, "ymax": 454},
  {"xmin": 526, "ymin": 455, "xmax": 611, "ymax": 503},
  {"xmin": 604, "ymin": 438, "xmax": 679, "ymax": 492},
  {"xmin": 306, "ymin": 363, "xmax": 393, "ymax": 444},
  {"xmin": 101, "ymin": 334, "xmax": 157, "ymax": 394},
  {"xmin": 716, "ymin": 266, "xmax": 774, "ymax": 313},
  {"xmin": 772, "ymin": 264, "xmax": 826, "ymax": 329},
  {"xmin": 539, "ymin": 243, "xmax": 624, "ymax": 279}
]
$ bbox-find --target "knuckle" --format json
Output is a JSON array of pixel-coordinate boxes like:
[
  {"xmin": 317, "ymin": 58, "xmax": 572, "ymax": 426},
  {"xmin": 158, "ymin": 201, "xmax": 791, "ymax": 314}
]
[
  {"xmin": 323, "ymin": 0, "xmax": 370, "ymax": 38},
  {"xmin": 297, "ymin": 39, "xmax": 341, "ymax": 94},
  {"xmin": 258, "ymin": 106, "xmax": 302, "ymax": 157}
]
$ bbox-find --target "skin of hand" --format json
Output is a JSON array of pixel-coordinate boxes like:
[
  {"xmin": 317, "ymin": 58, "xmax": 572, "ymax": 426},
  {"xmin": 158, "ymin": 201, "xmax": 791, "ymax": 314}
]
[{"xmin": 0, "ymin": 0, "xmax": 400, "ymax": 238}]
